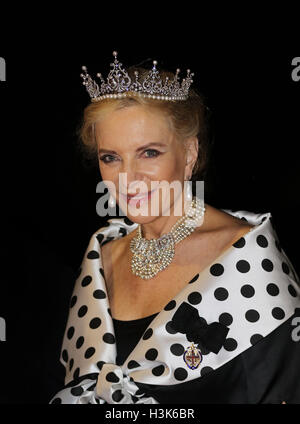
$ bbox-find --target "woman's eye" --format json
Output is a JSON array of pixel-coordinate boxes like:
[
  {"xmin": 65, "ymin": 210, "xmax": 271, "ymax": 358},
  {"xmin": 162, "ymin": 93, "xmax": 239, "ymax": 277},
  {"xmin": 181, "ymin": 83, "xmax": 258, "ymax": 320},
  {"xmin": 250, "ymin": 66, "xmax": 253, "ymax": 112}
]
[
  {"xmin": 99, "ymin": 155, "xmax": 116, "ymax": 163},
  {"xmin": 99, "ymin": 150, "xmax": 160, "ymax": 163},
  {"xmin": 143, "ymin": 149, "xmax": 160, "ymax": 158}
]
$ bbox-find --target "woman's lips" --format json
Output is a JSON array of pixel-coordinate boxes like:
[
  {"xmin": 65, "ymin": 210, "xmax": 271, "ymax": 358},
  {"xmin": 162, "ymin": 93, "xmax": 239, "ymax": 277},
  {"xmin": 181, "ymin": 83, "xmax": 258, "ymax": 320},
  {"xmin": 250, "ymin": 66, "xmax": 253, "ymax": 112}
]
[{"xmin": 119, "ymin": 188, "xmax": 157, "ymax": 205}]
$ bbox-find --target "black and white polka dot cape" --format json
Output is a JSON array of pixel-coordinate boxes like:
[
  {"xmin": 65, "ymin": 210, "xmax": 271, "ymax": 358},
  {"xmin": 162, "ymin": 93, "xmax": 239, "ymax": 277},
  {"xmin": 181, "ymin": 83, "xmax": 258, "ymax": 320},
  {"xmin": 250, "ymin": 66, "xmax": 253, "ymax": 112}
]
[{"xmin": 50, "ymin": 209, "xmax": 300, "ymax": 404}]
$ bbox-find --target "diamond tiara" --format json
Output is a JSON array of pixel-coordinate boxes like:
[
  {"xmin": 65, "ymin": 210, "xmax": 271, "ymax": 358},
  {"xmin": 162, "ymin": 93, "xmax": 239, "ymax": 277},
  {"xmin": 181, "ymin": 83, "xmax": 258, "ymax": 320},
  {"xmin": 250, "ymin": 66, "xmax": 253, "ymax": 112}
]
[{"xmin": 80, "ymin": 51, "xmax": 194, "ymax": 102}]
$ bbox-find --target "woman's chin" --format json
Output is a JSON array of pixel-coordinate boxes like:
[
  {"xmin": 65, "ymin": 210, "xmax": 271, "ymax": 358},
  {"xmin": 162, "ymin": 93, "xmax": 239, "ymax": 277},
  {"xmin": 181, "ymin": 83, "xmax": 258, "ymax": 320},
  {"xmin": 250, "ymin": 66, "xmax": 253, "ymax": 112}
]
[
  {"xmin": 125, "ymin": 204, "xmax": 158, "ymax": 224},
  {"xmin": 125, "ymin": 214, "xmax": 159, "ymax": 225}
]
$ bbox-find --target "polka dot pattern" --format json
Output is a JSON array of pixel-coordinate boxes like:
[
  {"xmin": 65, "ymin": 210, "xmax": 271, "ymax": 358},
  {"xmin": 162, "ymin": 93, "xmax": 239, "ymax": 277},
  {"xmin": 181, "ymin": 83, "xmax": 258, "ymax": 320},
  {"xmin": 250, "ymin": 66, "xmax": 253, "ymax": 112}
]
[
  {"xmin": 73, "ymin": 368, "xmax": 80, "ymax": 380},
  {"xmin": 119, "ymin": 227, "xmax": 127, "ymax": 237},
  {"xmin": 127, "ymin": 360, "xmax": 141, "ymax": 369},
  {"xmin": 76, "ymin": 336, "xmax": 84, "ymax": 349},
  {"xmin": 166, "ymin": 321, "xmax": 178, "ymax": 334},
  {"xmin": 272, "ymin": 307, "xmax": 285, "ymax": 320},
  {"xmin": 145, "ymin": 348, "xmax": 158, "ymax": 361},
  {"xmin": 245, "ymin": 309, "xmax": 260, "ymax": 323},
  {"xmin": 51, "ymin": 212, "xmax": 300, "ymax": 404},
  {"xmin": 103, "ymin": 333, "xmax": 115, "ymax": 344},
  {"xmin": 200, "ymin": 366, "xmax": 214, "ymax": 376},
  {"xmin": 67, "ymin": 326, "xmax": 75, "ymax": 340},
  {"xmin": 170, "ymin": 343, "xmax": 185, "ymax": 356},
  {"xmin": 240, "ymin": 284, "xmax": 255, "ymax": 298},
  {"xmin": 219, "ymin": 313, "xmax": 233, "ymax": 326},
  {"xmin": 106, "ymin": 372, "xmax": 119, "ymax": 383},
  {"xmin": 223, "ymin": 338, "xmax": 238, "ymax": 351},
  {"xmin": 236, "ymin": 260, "xmax": 250, "ymax": 273},
  {"xmin": 71, "ymin": 386, "xmax": 84, "ymax": 396},
  {"xmin": 152, "ymin": 365, "xmax": 165, "ymax": 376},
  {"xmin": 87, "ymin": 250, "xmax": 100, "ymax": 259},
  {"xmin": 214, "ymin": 287, "xmax": 229, "ymax": 301},
  {"xmin": 282, "ymin": 262, "xmax": 290, "ymax": 275},
  {"xmin": 89, "ymin": 318, "xmax": 101, "ymax": 329},
  {"xmin": 69, "ymin": 359, "xmax": 74, "ymax": 371},
  {"xmin": 266, "ymin": 283, "xmax": 279, "ymax": 296},
  {"xmin": 256, "ymin": 235, "xmax": 268, "ymax": 248},
  {"xmin": 188, "ymin": 274, "xmax": 199, "ymax": 284},
  {"xmin": 93, "ymin": 289, "xmax": 106, "ymax": 299},
  {"xmin": 174, "ymin": 367, "xmax": 188, "ymax": 381},
  {"xmin": 233, "ymin": 237, "xmax": 246, "ymax": 248},
  {"xmin": 70, "ymin": 296, "xmax": 77, "ymax": 308},
  {"xmin": 288, "ymin": 285, "xmax": 297, "ymax": 297},
  {"xmin": 96, "ymin": 234, "xmax": 104, "ymax": 244},
  {"xmin": 84, "ymin": 347, "xmax": 96, "ymax": 359},
  {"xmin": 143, "ymin": 328, "xmax": 153, "ymax": 340},
  {"xmin": 164, "ymin": 300, "xmax": 176, "ymax": 311},
  {"xmin": 81, "ymin": 276, "xmax": 92, "ymax": 287},
  {"xmin": 112, "ymin": 390, "xmax": 123, "ymax": 402},
  {"xmin": 262, "ymin": 258, "xmax": 274, "ymax": 272},
  {"xmin": 250, "ymin": 334, "xmax": 263, "ymax": 345},
  {"xmin": 62, "ymin": 349, "xmax": 68, "ymax": 362},
  {"xmin": 77, "ymin": 305, "xmax": 88, "ymax": 318},
  {"xmin": 188, "ymin": 291, "xmax": 202, "ymax": 305},
  {"xmin": 97, "ymin": 361, "xmax": 105, "ymax": 370},
  {"xmin": 210, "ymin": 263, "xmax": 224, "ymax": 276}
]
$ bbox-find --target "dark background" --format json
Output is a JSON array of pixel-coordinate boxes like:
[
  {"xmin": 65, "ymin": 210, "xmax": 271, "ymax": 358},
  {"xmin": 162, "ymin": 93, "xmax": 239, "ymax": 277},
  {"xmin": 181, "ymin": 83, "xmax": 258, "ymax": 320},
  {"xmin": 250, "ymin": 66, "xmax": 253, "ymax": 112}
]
[{"xmin": 0, "ymin": 14, "xmax": 299, "ymax": 404}]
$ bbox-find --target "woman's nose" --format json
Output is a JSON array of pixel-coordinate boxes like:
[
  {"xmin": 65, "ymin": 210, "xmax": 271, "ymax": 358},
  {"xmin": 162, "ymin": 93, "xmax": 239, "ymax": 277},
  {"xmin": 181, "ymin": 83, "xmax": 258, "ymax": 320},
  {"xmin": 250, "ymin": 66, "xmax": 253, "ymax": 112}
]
[{"xmin": 118, "ymin": 162, "xmax": 147, "ymax": 194}]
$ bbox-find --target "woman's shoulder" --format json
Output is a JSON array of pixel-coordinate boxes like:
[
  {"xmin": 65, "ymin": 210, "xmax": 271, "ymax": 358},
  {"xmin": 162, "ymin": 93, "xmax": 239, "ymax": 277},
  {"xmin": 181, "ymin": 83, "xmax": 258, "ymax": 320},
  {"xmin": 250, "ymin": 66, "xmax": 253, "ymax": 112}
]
[
  {"xmin": 200, "ymin": 203, "xmax": 255, "ymax": 232},
  {"xmin": 193, "ymin": 203, "xmax": 255, "ymax": 250}
]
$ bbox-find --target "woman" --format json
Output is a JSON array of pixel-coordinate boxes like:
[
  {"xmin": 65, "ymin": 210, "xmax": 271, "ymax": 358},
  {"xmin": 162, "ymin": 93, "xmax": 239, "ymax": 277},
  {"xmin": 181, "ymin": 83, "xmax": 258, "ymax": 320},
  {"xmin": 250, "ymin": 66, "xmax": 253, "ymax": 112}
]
[{"xmin": 50, "ymin": 52, "xmax": 300, "ymax": 404}]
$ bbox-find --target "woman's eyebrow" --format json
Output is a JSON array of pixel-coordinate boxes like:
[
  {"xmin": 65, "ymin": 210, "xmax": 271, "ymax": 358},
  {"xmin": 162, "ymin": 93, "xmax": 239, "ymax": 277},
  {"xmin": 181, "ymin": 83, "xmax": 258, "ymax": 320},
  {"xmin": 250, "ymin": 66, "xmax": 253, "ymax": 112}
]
[{"xmin": 98, "ymin": 142, "xmax": 167, "ymax": 155}]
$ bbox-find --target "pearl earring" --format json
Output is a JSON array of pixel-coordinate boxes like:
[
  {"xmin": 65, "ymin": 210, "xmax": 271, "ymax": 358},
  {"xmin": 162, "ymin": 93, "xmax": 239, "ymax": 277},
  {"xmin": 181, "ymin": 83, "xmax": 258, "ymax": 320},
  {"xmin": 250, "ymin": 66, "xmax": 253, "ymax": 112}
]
[
  {"xmin": 108, "ymin": 193, "xmax": 116, "ymax": 208},
  {"xmin": 185, "ymin": 178, "xmax": 193, "ymax": 201}
]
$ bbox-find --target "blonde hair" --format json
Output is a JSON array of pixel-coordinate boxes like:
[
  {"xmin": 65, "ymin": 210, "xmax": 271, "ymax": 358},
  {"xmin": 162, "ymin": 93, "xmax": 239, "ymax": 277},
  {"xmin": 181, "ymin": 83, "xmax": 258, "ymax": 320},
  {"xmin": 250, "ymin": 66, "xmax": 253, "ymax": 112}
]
[{"xmin": 76, "ymin": 66, "xmax": 211, "ymax": 179}]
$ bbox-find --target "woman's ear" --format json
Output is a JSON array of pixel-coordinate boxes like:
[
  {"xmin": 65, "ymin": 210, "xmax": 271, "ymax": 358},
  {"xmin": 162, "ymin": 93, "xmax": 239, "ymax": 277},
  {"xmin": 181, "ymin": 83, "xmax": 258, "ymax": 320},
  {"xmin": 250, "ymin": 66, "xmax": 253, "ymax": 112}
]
[{"xmin": 184, "ymin": 137, "xmax": 198, "ymax": 179}]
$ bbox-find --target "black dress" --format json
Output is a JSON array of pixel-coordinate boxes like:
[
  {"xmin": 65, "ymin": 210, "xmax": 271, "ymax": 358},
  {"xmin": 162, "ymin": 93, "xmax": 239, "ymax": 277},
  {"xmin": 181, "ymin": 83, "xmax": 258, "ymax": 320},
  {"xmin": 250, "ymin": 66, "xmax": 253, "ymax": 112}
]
[
  {"xmin": 113, "ymin": 313, "xmax": 160, "ymax": 367},
  {"xmin": 113, "ymin": 310, "xmax": 300, "ymax": 403}
]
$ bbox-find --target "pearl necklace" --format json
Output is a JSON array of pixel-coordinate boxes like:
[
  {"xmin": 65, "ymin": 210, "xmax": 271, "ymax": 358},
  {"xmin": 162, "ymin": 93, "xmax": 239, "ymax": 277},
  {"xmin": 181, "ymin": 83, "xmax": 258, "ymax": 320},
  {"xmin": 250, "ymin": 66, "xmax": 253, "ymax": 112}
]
[{"xmin": 130, "ymin": 196, "xmax": 206, "ymax": 279}]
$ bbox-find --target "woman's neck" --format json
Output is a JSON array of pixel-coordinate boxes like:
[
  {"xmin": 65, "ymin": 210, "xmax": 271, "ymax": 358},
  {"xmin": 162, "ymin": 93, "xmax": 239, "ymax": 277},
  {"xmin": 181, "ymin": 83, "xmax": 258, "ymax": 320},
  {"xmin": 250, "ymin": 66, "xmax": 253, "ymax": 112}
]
[{"xmin": 140, "ymin": 194, "xmax": 191, "ymax": 239}]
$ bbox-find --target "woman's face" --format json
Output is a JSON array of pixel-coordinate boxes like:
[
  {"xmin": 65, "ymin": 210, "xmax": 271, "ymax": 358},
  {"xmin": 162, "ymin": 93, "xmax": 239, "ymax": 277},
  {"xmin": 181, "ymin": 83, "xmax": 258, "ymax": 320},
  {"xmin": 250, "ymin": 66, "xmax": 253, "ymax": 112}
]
[{"xmin": 95, "ymin": 104, "xmax": 197, "ymax": 224}]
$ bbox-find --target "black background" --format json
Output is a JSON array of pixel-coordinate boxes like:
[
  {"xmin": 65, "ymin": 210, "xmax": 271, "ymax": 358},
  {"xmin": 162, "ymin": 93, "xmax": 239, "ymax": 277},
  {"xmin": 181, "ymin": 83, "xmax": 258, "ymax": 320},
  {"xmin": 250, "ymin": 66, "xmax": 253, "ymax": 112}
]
[{"xmin": 0, "ymin": 11, "xmax": 299, "ymax": 405}]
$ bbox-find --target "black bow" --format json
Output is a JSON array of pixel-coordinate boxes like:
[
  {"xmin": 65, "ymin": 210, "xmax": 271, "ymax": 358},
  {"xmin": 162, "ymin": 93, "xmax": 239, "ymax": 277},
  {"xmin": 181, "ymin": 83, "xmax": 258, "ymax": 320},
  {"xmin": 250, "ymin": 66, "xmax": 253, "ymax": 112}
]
[{"xmin": 171, "ymin": 302, "xmax": 229, "ymax": 354}]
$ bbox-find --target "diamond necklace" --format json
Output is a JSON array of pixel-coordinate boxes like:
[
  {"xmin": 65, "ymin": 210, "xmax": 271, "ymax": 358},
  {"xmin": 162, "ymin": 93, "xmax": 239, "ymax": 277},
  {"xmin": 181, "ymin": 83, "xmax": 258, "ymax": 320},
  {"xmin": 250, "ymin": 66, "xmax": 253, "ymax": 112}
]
[{"xmin": 130, "ymin": 196, "xmax": 206, "ymax": 279}]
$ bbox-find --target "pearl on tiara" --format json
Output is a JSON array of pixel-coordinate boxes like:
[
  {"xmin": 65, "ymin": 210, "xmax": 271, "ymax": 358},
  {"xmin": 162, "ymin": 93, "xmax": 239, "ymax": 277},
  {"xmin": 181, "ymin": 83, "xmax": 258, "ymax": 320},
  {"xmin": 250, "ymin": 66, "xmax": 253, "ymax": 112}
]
[{"xmin": 80, "ymin": 51, "xmax": 194, "ymax": 103}]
